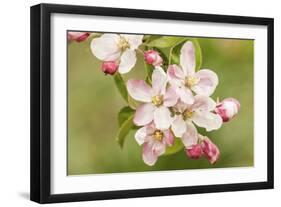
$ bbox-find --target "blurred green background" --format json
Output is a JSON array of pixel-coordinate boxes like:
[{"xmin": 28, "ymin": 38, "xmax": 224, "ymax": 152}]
[{"xmin": 67, "ymin": 34, "xmax": 254, "ymax": 175}]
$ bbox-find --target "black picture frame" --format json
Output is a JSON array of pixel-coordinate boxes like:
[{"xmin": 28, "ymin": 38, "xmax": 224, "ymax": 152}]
[{"xmin": 30, "ymin": 3, "xmax": 274, "ymax": 204}]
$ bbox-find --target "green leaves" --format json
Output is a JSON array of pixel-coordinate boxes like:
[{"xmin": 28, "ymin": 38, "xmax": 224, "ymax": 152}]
[
  {"xmin": 146, "ymin": 36, "xmax": 186, "ymax": 48},
  {"xmin": 163, "ymin": 138, "xmax": 185, "ymax": 156},
  {"xmin": 113, "ymin": 73, "xmax": 128, "ymax": 103},
  {"xmin": 116, "ymin": 106, "xmax": 135, "ymax": 148}
]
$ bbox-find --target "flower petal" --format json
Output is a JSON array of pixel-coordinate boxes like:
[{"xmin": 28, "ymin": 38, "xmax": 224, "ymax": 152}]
[
  {"xmin": 163, "ymin": 86, "xmax": 178, "ymax": 107},
  {"xmin": 192, "ymin": 69, "xmax": 219, "ymax": 96},
  {"xmin": 118, "ymin": 49, "xmax": 137, "ymax": 74},
  {"xmin": 121, "ymin": 34, "xmax": 144, "ymax": 50},
  {"xmin": 163, "ymin": 129, "xmax": 174, "ymax": 146},
  {"xmin": 135, "ymin": 126, "xmax": 148, "ymax": 145},
  {"xmin": 181, "ymin": 122, "xmax": 198, "ymax": 147},
  {"xmin": 152, "ymin": 67, "xmax": 167, "ymax": 96},
  {"xmin": 180, "ymin": 41, "xmax": 196, "ymax": 76},
  {"xmin": 177, "ymin": 87, "xmax": 194, "ymax": 105},
  {"xmin": 191, "ymin": 95, "xmax": 216, "ymax": 112},
  {"xmin": 167, "ymin": 64, "xmax": 185, "ymax": 87},
  {"xmin": 192, "ymin": 111, "xmax": 222, "ymax": 131},
  {"xmin": 127, "ymin": 79, "xmax": 152, "ymax": 102},
  {"xmin": 171, "ymin": 115, "xmax": 187, "ymax": 137},
  {"xmin": 153, "ymin": 106, "xmax": 171, "ymax": 130},
  {"xmin": 90, "ymin": 34, "xmax": 121, "ymax": 61},
  {"xmin": 142, "ymin": 142, "xmax": 158, "ymax": 166},
  {"xmin": 134, "ymin": 103, "xmax": 155, "ymax": 126}
]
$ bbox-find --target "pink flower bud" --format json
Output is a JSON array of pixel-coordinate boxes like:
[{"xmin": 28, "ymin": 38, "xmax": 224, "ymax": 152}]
[
  {"xmin": 186, "ymin": 144, "xmax": 203, "ymax": 159},
  {"xmin": 144, "ymin": 50, "xmax": 163, "ymax": 66},
  {"xmin": 215, "ymin": 98, "xmax": 240, "ymax": 122},
  {"xmin": 67, "ymin": 32, "xmax": 90, "ymax": 42},
  {"xmin": 101, "ymin": 61, "xmax": 119, "ymax": 75},
  {"xmin": 201, "ymin": 138, "xmax": 220, "ymax": 164}
]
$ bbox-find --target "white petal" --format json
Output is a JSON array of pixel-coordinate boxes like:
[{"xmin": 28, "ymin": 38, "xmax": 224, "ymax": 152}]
[
  {"xmin": 127, "ymin": 79, "xmax": 152, "ymax": 102},
  {"xmin": 163, "ymin": 86, "xmax": 178, "ymax": 107},
  {"xmin": 152, "ymin": 67, "xmax": 167, "ymax": 96},
  {"xmin": 171, "ymin": 115, "xmax": 187, "ymax": 137},
  {"xmin": 177, "ymin": 87, "xmax": 194, "ymax": 105},
  {"xmin": 167, "ymin": 64, "xmax": 185, "ymax": 87},
  {"xmin": 121, "ymin": 34, "xmax": 144, "ymax": 50},
  {"xmin": 142, "ymin": 142, "xmax": 158, "ymax": 166},
  {"xmin": 191, "ymin": 95, "xmax": 216, "ymax": 112},
  {"xmin": 192, "ymin": 111, "xmax": 223, "ymax": 131},
  {"xmin": 90, "ymin": 34, "xmax": 121, "ymax": 61},
  {"xmin": 135, "ymin": 126, "xmax": 148, "ymax": 145},
  {"xmin": 118, "ymin": 49, "xmax": 137, "ymax": 74},
  {"xmin": 192, "ymin": 69, "xmax": 219, "ymax": 96},
  {"xmin": 180, "ymin": 41, "xmax": 196, "ymax": 76},
  {"xmin": 133, "ymin": 103, "xmax": 155, "ymax": 126},
  {"xmin": 153, "ymin": 106, "xmax": 171, "ymax": 130},
  {"xmin": 181, "ymin": 122, "xmax": 198, "ymax": 147}
]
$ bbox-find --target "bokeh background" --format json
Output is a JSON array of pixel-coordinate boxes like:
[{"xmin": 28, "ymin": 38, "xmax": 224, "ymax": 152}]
[{"xmin": 67, "ymin": 33, "xmax": 254, "ymax": 175}]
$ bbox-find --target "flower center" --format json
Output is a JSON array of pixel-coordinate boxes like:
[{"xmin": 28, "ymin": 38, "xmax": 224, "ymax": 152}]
[
  {"xmin": 185, "ymin": 76, "xmax": 199, "ymax": 88},
  {"xmin": 152, "ymin": 95, "xmax": 163, "ymax": 107},
  {"xmin": 183, "ymin": 109, "xmax": 194, "ymax": 120},
  {"xmin": 153, "ymin": 130, "xmax": 164, "ymax": 141},
  {"xmin": 118, "ymin": 36, "xmax": 130, "ymax": 51}
]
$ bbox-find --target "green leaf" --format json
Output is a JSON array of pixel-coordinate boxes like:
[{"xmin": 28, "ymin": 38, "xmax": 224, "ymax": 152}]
[
  {"xmin": 128, "ymin": 95, "xmax": 140, "ymax": 110},
  {"xmin": 118, "ymin": 106, "xmax": 135, "ymax": 127},
  {"xmin": 144, "ymin": 62, "xmax": 153, "ymax": 83},
  {"xmin": 170, "ymin": 38, "xmax": 202, "ymax": 70},
  {"xmin": 146, "ymin": 36, "xmax": 186, "ymax": 48},
  {"xmin": 116, "ymin": 114, "xmax": 135, "ymax": 148},
  {"xmin": 163, "ymin": 138, "xmax": 184, "ymax": 156},
  {"xmin": 113, "ymin": 73, "xmax": 128, "ymax": 103}
]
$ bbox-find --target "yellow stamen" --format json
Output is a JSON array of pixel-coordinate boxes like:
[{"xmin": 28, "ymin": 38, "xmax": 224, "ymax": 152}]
[
  {"xmin": 185, "ymin": 76, "xmax": 199, "ymax": 88},
  {"xmin": 153, "ymin": 130, "xmax": 164, "ymax": 141},
  {"xmin": 183, "ymin": 109, "xmax": 194, "ymax": 120},
  {"xmin": 152, "ymin": 95, "xmax": 163, "ymax": 107},
  {"xmin": 118, "ymin": 36, "xmax": 130, "ymax": 51}
]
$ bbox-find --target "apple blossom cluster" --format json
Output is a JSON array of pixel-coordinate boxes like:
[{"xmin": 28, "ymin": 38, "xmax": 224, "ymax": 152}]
[{"xmin": 70, "ymin": 32, "xmax": 240, "ymax": 166}]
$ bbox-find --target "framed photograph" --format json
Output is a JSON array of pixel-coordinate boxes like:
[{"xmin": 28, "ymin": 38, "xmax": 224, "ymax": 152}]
[{"xmin": 30, "ymin": 3, "xmax": 274, "ymax": 203}]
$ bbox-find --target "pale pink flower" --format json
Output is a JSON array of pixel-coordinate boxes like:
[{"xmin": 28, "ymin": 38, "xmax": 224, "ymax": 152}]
[
  {"xmin": 90, "ymin": 34, "xmax": 143, "ymax": 74},
  {"xmin": 185, "ymin": 144, "xmax": 203, "ymax": 159},
  {"xmin": 67, "ymin": 32, "xmax": 90, "ymax": 42},
  {"xmin": 171, "ymin": 95, "xmax": 222, "ymax": 147},
  {"xmin": 135, "ymin": 122, "xmax": 174, "ymax": 166},
  {"xmin": 201, "ymin": 137, "xmax": 220, "ymax": 164},
  {"xmin": 144, "ymin": 50, "xmax": 163, "ymax": 66},
  {"xmin": 215, "ymin": 98, "xmax": 240, "ymax": 122},
  {"xmin": 167, "ymin": 41, "xmax": 218, "ymax": 104},
  {"xmin": 127, "ymin": 67, "xmax": 178, "ymax": 130},
  {"xmin": 101, "ymin": 61, "xmax": 119, "ymax": 75}
]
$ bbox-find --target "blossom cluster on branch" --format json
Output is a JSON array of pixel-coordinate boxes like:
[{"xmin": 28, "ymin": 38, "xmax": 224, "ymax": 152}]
[{"xmin": 69, "ymin": 32, "xmax": 240, "ymax": 166}]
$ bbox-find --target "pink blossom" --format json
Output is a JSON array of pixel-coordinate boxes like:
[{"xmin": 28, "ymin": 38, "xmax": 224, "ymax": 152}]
[
  {"xmin": 215, "ymin": 98, "xmax": 240, "ymax": 122},
  {"xmin": 201, "ymin": 137, "xmax": 220, "ymax": 164},
  {"xmin": 101, "ymin": 61, "xmax": 119, "ymax": 75},
  {"xmin": 144, "ymin": 50, "xmax": 163, "ymax": 66},
  {"xmin": 135, "ymin": 123, "xmax": 174, "ymax": 166},
  {"xmin": 67, "ymin": 32, "xmax": 90, "ymax": 42},
  {"xmin": 167, "ymin": 41, "xmax": 218, "ymax": 104},
  {"xmin": 127, "ymin": 67, "xmax": 178, "ymax": 130},
  {"xmin": 185, "ymin": 144, "xmax": 203, "ymax": 159}
]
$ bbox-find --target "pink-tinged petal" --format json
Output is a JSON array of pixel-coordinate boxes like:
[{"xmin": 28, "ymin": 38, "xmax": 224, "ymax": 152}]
[
  {"xmin": 163, "ymin": 129, "xmax": 174, "ymax": 146},
  {"xmin": 142, "ymin": 142, "xmax": 158, "ymax": 166},
  {"xmin": 68, "ymin": 32, "xmax": 90, "ymax": 42},
  {"xmin": 191, "ymin": 95, "xmax": 216, "ymax": 112},
  {"xmin": 167, "ymin": 64, "xmax": 185, "ymax": 87},
  {"xmin": 135, "ymin": 126, "xmax": 148, "ymax": 145},
  {"xmin": 152, "ymin": 67, "xmax": 167, "ymax": 96},
  {"xmin": 177, "ymin": 87, "xmax": 194, "ymax": 105},
  {"xmin": 215, "ymin": 98, "xmax": 240, "ymax": 122},
  {"xmin": 152, "ymin": 140, "xmax": 166, "ymax": 156},
  {"xmin": 192, "ymin": 69, "xmax": 218, "ymax": 96},
  {"xmin": 201, "ymin": 137, "xmax": 220, "ymax": 164},
  {"xmin": 120, "ymin": 34, "xmax": 144, "ymax": 50},
  {"xmin": 174, "ymin": 101, "xmax": 188, "ymax": 113},
  {"xmin": 192, "ymin": 111, "xmax": 222, "ymax": 131},
  {"xmin": 163, "ymin": 86, "xmax": 178, "ymax": 107},
  {"xmin": 181, "ymin": 122, "xmax": 198, "ymax": 147},
  {"xmin": 118, "ymin": 49, "xmax": 137, "ymax": 74},
  {"xmin": 171, "ymin": 115, "xmax": 187, "ymax": 137},
  {"xmin": 153, "ymin": 106, "xmax": 171, "ymax": 130},
  {"xmin": 185, "ymin": 144, "xmax": 203, "ymax": 159},
  {"xmin": 180, "ymin": 41, "xmax": 196, "ymax": 76},
  {"xmin": 134, "ymin": 103, "xmax": 155, "ymax": 126},
  {"xmin": 90, "ymin": 34, "xmax": 121, "ymax": 61},
  {"xmin": 127, "ymin": 80, "xmax": 152, "ymax": 102}
]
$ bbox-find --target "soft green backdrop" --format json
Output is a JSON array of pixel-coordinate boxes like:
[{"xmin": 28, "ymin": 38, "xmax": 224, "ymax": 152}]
[{"xmin": 67, "ymin": 34, "xmax": 254, "ymax": 175}]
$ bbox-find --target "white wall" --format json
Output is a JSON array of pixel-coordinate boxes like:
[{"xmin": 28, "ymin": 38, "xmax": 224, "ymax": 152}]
[{"xmin": 0, "ymin": 0, "xmax": 279, "ymax": 206}]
